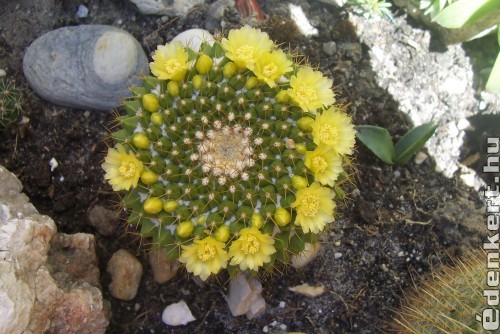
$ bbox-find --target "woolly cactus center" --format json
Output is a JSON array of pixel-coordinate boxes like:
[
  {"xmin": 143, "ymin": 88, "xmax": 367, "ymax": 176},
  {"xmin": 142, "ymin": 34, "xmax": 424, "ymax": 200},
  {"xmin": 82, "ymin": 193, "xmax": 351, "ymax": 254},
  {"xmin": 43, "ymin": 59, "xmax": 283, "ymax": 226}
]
[
  {"xmin": 299, "ymin": 194, "xmax": 320, "ymax": 217},
  {"xmin": 119, "ymin": 161, "xmax": 137, "ymax": 178},
  {"xmin": 241, "ymin": 235, "xmax": 260, "ymax": 255},
  {"xmin": 235, "ymin": 45, "xmax": 255, "ymax": 60},
  {"xmin": 164, "ymin": 59, "xmax": 183, "ymax": 75},
  {"xmin": 197, "ymin": 244, "xmax": 216, "ymax": 261},
  {"xmin": 295, "ymin": 85, "xmax": 318, "ymax": 105},
  {"xmin": 197, "ymin": 126, "xmax": 253, "ymax": 178},
  {"xmin": 318, "ymin": 124, "xmax": 338, "ymax": 142}
]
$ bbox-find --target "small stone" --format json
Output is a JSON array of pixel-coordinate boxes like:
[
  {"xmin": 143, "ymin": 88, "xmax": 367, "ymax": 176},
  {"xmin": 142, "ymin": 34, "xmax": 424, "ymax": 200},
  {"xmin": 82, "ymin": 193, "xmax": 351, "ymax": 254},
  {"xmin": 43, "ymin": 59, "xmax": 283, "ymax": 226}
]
[
  {"xmin": 87, "ymin": 204, "xmax": 119, "ymax": 236},
  {"xmin": 322, "ymin": 41, "xmax": 337, "ymax": 56},
  {"xmin": 381, "ymin": 264, "xmax": 389, "ymax": 272},
  {"xmin": 342, "ymin": 43, "xmax": 363, "ymax": 62},
  {"xmin": 334, "ymin": 240, "xmax": 341, "ymax": 247},
  {"xmin": 279, "ymin": 301, "xmax": 286, "ymax": 308},
  {"xmin": 128, "ymin": 0, "xmax": 204, "ymax": 16},
  {"xmin": 107, "ymin": 249, "xmax": 143, "ymax": 301},
  {"xmin": 23, "ymin": 25, "xmax": 149, "ymax": 110},
  {"xmin": 172, "ymin": 29, "xmax": 215, "ymax": 52},
  {"xmin": 148, "ymin": 248, "xmax": 178, "ymax": 283},
  {"xmin": 162, "ymin": 300, "xmax": 196, "ymax": 326},
  {"xmin": 0, "ymin": 68, "xmax": 6, "ymax": 77},
  {"xmin": 225, "ymin": 273, "xmax": 266, "ymax": 319},
  {"xmin": 291, "ymin": 242, "xmax": 321, "ymax": 269},
  {"xmin": 76, "ymin": 4, "xmax": 89, "ymax": 18},
  {"xmin": 414, "ymin": 151, "xmax": 428, "ymax": 165},
  {"xmin": 289, "ymin": 283, "xmax": 326, "ymax": 297},
  {"xmin": 334, "ymin": 252, "xmax": 342, "ymax": 259}
]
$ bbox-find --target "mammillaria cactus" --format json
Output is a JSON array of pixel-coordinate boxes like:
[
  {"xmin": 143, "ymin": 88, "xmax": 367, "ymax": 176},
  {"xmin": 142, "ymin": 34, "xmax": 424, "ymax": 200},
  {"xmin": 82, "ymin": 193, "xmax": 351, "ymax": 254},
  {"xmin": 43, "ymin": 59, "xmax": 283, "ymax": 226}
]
[
  {"xmin": 102, "ymin": 25, "xmax": 356, "ymax": 281},
  {"xmin": 0, "ymin": 79, "xmax": 22, "ymax": 129}
]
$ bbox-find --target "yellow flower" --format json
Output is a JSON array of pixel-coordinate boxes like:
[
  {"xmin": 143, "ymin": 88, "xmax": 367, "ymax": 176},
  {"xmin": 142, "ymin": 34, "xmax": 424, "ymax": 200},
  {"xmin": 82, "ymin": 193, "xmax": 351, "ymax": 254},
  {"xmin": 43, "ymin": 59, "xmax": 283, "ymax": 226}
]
[
  {"xmin": 102, "ymin": 144, "xmax": 143, "ymax": 191},
  {"xmin": 228, "ymin": 227, "xmax": 276, "ymax": 271},
  {"xmin": 287, "ymin": 67, "xmax": 335, "ymax": 113},
  {"xmin": 253, "ymin": 50, "xmax": 293, "ymax": 87},
  {"xmin": 179, "ymin": 236, "xmax": 229, "ymax": 281},
  {"xmin": 311, "ymin": 107, "xmax": 356, "ymax": 156},
  {"xmin": 292, "ymin": 182, "xmax": 335, "ymax": 234},
  {"xmin": 221, "ymin": 25, "xmax": 273, "ymax": 70},
  {"xmin": 150, "ymin": 41, "xmax": 190, "ymax": 81},
  {"xmin": 305, "ymin": 145, "xmax": 343, "ymax": 186}
]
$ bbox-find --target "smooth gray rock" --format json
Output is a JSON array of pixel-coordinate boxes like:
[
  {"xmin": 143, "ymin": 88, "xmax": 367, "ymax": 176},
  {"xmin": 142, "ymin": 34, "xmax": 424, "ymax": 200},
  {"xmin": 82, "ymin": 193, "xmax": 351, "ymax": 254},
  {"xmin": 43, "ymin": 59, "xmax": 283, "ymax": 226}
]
[{"xmin": 23, "ymin": 25, "xmax": 149, "ymax": 111}]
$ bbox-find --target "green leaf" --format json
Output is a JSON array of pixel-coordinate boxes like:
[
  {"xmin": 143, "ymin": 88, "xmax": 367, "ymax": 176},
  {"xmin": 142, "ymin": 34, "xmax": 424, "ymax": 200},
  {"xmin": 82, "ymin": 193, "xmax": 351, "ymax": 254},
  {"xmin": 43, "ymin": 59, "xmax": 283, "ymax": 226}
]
[
  {"xmin": 433, "ymin": 0, "xmax": 499, "ymax": 29},
  {"xmin": 355, "ymin": 125, "xmax": 396, "ymax": 164},
  {"xmin": 486, "ymin": 51, "xmax": 500, "ymax": 92},
  {"xmin": 394, "ymin": 122, "xmax": 437, "ymax": 165}
]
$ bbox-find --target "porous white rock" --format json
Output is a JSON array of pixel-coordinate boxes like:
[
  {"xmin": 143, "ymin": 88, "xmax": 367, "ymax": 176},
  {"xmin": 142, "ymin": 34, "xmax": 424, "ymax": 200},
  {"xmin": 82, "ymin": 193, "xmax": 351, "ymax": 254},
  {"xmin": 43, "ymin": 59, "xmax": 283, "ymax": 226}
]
[
  {"xmin": 172, "ymin": 29, "xmax": 215, "ymax": 52},
  {"xmin": 23, "ymin": 25, "xmax": 149, "ymax": 111},
  {"xmin": 162, "ymin": 300, "xmax": 196, "ymax": 326},
  {"xmin": 128, "ymin": 0, "xmax": 204, "ymax": 16},
  {"xmin": 225, "ymin": 273, "xmax": 266, "ymax": 319},
  {"xmin": 0, "ymin": 165, "xmax": 109, "ymax": 334},
  {"xmin": 107, "ymin": 249, "xmax": 143, "ymax": 301}
]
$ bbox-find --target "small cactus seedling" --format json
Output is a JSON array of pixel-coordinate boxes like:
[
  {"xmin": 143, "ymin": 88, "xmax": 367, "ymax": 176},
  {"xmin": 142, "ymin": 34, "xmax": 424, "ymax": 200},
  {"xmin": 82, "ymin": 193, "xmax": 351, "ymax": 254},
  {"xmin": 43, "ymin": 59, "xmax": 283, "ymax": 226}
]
[
  {"xmin": 393, "ymin": 249, "xmax": 499, "ymax": 333},
  {"xmin": 102, "ymin": 25, "xmax": 356, "ymax": 281},
  {"xmin": 0, "ymin": 79, "xmax": 22, "ymax": 129}
]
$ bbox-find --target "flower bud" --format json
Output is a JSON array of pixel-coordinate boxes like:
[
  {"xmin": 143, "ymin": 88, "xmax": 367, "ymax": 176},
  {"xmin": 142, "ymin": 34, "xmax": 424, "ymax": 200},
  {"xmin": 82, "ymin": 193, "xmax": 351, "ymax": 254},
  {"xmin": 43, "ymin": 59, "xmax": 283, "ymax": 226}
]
[
  {"xmin": 251, "ymin": 213, "xmax": 264, "ymax": 229},
  {"xmin": 163, "ymin": 200, "xmax": 179, "ymax": 213},
  {"xmin": 144, "ymin": 197, "xmax": 163, "ymax": 214},
  {"xmin": 295, "ymin": 143, "xmax": 307, "ymax": 155},
  {"xmin": 167, "ymin": 81, "xmax": 180, "ymax": 97},
  {"xmin": 140, "ymin": 170, "xmax": 158, "ymax": 185},
  {"xmin": 223, "ymin": 62, "xmax": 237, "ymax": 78},
  {"xmin": 176, "ymin": 221, "xmax": 195, "ymax": 238},
  {"xmin": 150, "ymin": 112, "xmax": 163, "ymax": 125},
  {"xmin": 133, "ymin": 133, "xmax": 150, "ymax": 149},
  {"xmin": 215, "ymin": 225, "xmax": 230, "ymax": 242},
  {"xmin": 192, "ymin": 75, "xmax": 204, "ymax": 90},
  {"xmin": 142, "ymin": 93, "xmax": 159, "ymax": 112},
  {"xmin": 245, "ymin": 76, "xmax": 259, "ymax": 90},
  {"xmin": 292, "ymin": 175, "xmax": 308, "ymax": 190},
  {"xmin": 275, "ymin": 90, "xmax": 290, "ymax": 103},
  {"xmin": 196, "ymin": 54, "xmax": 213, "ymax": 74},
  {"xmin": 297, "ymin": 116, "xmax": 314, "ymax": 132},
  {"xmin": 274, "ymin": 208, "xmax": 291, "ymax": 227}
]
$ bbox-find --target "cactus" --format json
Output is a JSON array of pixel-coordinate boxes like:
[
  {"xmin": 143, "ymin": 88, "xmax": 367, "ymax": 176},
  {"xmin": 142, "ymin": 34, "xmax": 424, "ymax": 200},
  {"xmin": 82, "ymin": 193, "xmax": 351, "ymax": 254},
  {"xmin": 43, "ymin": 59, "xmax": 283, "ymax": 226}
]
[
  {"xmin": 0, "ymin": 79, "xmax": 22, "ymax": 129},
  {"xmin": 393, "ymin": 249, "xmax": 498, "ymax": 333},
  {"xmin": 102, "ymin": 25, "xmax": 356, "ymax": 281}
]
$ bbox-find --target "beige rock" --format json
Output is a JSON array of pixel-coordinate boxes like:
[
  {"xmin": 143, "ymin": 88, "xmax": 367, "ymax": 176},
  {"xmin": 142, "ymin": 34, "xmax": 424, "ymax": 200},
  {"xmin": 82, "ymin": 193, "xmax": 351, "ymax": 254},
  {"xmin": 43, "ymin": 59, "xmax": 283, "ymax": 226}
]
[
  {"xmin": 291, "ymin": 242, "xmax": 321, "ymax": 269},
  {"xmin": 289, "ymin": 283, "xmax": 326, "ymax": 297},
  {"xmin": 107, "ymin": 249, "xmax": 143, "ymax": 300},
  {"xmin": 225, "ymin": 273, "xmax": 266, "ymax": 319},
  {"xmin": 149, "ymin": 248, "xmax": 178, "ymax": 283}
]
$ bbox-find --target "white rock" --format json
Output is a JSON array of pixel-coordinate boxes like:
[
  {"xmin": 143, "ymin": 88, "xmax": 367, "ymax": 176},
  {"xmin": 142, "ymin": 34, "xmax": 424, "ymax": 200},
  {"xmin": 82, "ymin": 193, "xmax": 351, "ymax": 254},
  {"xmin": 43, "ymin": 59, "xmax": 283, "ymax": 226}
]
[
  {"xmin": 225, "ymin": 273, "xmax": 266, "ymax": 319},
  {"xmin": 128, "ymin": 0, "xmax": 204, "ymax": 16},
  {"xmin": 0, "ymin": 69, "xmax": 6, "ymax": 77},
  {"xmin": 414, "ymin": 151, "xmax": 428, "ymax": 165},
  {"xmin": 76, "ymin": 4, "xmax": 89, "ymax": 18},
  {"xmin": 172, "ymin": 29, "xmax": 215, "ymax": 52},
  {"xmin": 107, "ymin": 249, "xmax": 143, "ymax": 301},
  {"xmin": 289, "ymin": 4, "xmax": 318, "ymax": 36},
  {"xmin": 162, "ymin": 300, "xmax": 196, "ymax": 326},
  {"xmin": 291, "ymin": 242, "xmax": 321, "ymax": 269}
]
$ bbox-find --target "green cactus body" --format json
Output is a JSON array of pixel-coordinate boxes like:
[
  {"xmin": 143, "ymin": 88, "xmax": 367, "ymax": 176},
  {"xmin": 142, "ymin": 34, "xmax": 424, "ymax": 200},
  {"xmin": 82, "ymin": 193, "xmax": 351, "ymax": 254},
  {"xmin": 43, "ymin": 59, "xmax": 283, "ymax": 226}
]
[
  {"xmin": 102, "ymin": 26, "xmax": 356, "ymax": 281},
  {"xmin": 0, "ymin": 80, "xmax": 22, "ymax": 128},
  {"xmin": 394, "ymin": 250, "xmax": 498, "ymax": 334}
]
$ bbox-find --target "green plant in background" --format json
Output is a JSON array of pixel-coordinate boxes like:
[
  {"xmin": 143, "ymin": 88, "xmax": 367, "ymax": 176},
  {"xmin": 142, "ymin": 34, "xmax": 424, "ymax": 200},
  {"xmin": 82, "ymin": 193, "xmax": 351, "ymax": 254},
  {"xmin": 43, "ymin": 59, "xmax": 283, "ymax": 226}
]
[
  {"xmin": 417, "ymin": 0, "xmax": 456, "ymax": 18},
  {"xmin": 355, "ymin": 123, "xmax": 437, "ymax": 165},
  {"xmin": 102, "ymin": 25, "xmax": 356, "ymax": 281},
  {"xmin": 347, "ymin": 0, "xmax": 393, "ymax": 19},
  {"xmin": 0, "ymin": 79, "xmax": 22, "ymax": 129},
  {"xmin": 393, "ymin": 250, "xmax": 497, "ymax": 333},
  {"xmin": 433, "ymin": 0, "xmax": 500, "ymax": 92}
]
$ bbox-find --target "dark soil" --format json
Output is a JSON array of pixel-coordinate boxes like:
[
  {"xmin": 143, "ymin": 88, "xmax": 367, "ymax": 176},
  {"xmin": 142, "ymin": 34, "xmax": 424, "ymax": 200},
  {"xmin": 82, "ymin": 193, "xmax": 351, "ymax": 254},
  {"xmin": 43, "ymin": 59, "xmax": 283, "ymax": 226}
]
[{"xmin": 0, "ymin": 0, "xmax": 487, "ymax": 333}]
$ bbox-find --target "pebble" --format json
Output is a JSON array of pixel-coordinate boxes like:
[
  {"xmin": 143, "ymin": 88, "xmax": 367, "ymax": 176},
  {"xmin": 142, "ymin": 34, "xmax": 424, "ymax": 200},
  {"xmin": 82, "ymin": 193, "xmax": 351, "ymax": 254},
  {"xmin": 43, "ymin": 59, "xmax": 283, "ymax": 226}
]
[
  {"xmin": 162, "ymin": 300, "xmax": 196, "ymax": 326},
  {"xmin": 107, "ymin": 249, "xmax": 143, "ymax": 301},
  {"xmin": 148, "ymin": 248, "xmax": 178, "ymax": 283},
  {"xmin": 279, "ymin": 301, "xmax": 285, "ymax": 308},
  {"xmin": 225, "ymin": 273, "xmax": 266, "ymax": 319},
  {"xmin": 322, "ymin": 41, "xmax": 337, "ymax": 56},
  {"xmin": 289, "ymin": 283, "xmax": 325, "ymax": 297},
  {"xmin": 291, "ymin": 242, "xmax": 321, "ymax": 269},
  {"xmin": 414, "ymin": 151, "xmax": 428, "ymax": 165},
  {"xmin": 87, "ymin": 204, "xmax": 119, "ymax": 236},
  {"xmin": 76, "ymin": 4, "xmax": 89, "ymax": 18},
  {"xmin": 0, "ymin": 68, "xmax": 6, "ymax": 77},
  {"xmin": 334, "ymin": 252, "xmax": 343, "ymax": 259},
  {"xmin": 128, "ymin": 0, "xmax": 204, "ymax": 16},
  {"xmin": 23, "ymin": 25, "xmax": 149, "ymax": 110},
  {"xmin": 172, "ymin": 29, "xmax": 215, "ymax": 52}
]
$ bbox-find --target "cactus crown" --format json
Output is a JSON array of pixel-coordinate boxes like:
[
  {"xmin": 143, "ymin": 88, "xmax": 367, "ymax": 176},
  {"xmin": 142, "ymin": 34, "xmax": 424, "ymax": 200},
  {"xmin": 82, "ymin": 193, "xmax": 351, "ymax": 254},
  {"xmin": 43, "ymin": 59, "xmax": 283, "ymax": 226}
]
[
  {"xmin": 0, "ymin": 79, "xmax": 22, "ymax": 129},
  {"xmin": 102, "ymin": 25, "xmax": 356, "ymax": 281}
]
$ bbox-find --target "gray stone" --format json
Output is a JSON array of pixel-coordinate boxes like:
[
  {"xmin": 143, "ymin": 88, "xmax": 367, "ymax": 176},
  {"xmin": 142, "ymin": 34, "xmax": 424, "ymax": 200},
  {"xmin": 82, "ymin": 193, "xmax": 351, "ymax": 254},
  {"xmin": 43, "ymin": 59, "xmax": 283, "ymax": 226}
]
[
  {"xmin": 87, "ymin": 204, "xmax": 119, "ymax": 236},
  {"xmin": 322, "ymin": 41, "xmax": 337, "ymax": 56},
  {"xmin": 107, "ymin": 249, "xmax": 143, "ymax": 301},
  {"xmin": 23, "ymin": 25, "xmax": 149, "ymax": 111},
  {"xmin": 128, "ymin": 0, "xmax": 204, "ymax": 16},
  {"xmin": 0, "ymin": 165, "xmax": 109, "ymax": 334}
]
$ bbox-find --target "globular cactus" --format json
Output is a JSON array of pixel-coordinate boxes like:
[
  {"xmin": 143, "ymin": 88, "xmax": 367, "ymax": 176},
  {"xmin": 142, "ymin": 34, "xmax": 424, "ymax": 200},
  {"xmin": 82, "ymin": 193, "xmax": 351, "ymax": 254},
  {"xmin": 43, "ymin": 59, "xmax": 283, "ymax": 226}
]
[
  {"xmin": 102, "ymin": 25, "xmax": 356, "ymax": 281},
  {"xmin": 393, "ymin": 250, "xmax": 499, "ymax": 333},
  {"xmin": 0, "ymin": 79, "xmax": 22, "ymax": 129}
]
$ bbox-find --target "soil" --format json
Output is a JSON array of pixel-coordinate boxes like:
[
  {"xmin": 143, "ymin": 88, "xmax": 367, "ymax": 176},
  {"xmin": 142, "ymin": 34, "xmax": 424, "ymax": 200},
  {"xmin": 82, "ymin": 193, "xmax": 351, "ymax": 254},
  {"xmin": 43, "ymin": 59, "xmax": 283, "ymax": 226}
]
[{"xmin": 0, "ymin": 0, "xmax": 489, "ymax": 333}]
